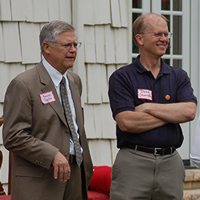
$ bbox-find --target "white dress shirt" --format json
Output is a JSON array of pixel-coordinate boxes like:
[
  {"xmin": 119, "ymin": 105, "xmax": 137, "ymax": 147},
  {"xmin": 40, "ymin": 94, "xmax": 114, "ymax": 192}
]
[
  {"xmin": 42, "ymin": 58, "xmax": 81, "ymax": 155},
  {"xmin": 190, "ymin": 114, "xmax": 200, "ymax": 168}
]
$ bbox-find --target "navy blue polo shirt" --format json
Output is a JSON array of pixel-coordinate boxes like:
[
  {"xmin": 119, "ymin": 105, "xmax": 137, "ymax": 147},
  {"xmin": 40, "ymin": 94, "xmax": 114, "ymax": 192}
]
[{"xmin": 108, "ymin": 55, "xmax": 197, "ymax": 148}]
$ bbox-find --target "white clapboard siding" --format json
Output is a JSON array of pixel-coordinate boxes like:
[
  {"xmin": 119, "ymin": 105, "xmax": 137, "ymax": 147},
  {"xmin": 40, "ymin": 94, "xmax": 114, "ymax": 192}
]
[
  {"xmin": 117, "ymin": 64, "xmax": 125, "ymax": 69},
  {"xmin": 95, "ymin": 26, "xmax": 105, "ymax": 63},
  {"xmin": 94, "ymin": 0, "xmax": 111, "ymax": 25},
  {"xmin": 88, "ymin": 140, "xmax": 112, "ymax": 166},
  {"xmin": 19, "ymin": 22, "xmax": 41, "ymax": 64},
  {"xmin": 0, "ymin": 146, "xmax": 9, "ymax": 184},
  {"xmin": 84, "ymin": 104, "xmax": 98, "ymax": 139},
  {"xmin": 107, "ymin": 65, "xmax": 117, "ymax": 82},
  {"xmin": 48, "ymin": 0, "xmax": 60, "ymax": 21},
  {"xmin": 101, "ymin": 65, "xmax": 109, "ymax": 103},
  {"xmin": 101, "ymin": 104, "xmax": 116, "ymax": 139},
  {"xmin": 84, "ymin": 26, "xmax": 96, "ymax": 63},
  {"xmin": 3, "ymin": 22, "xmax": 22, "ymax": 63},
  {"xmin": 0, "ymin": 23, "xmax": 4, "ymax": 61},
  {"xmin": 110, "ymin": 0, "xmax": 121, "ymax": 27},
  {"xmin": 40, "ymin": 22, "xmax": 49, "ymax": 31},
  {"xmin": 84, "ymin": 0, "xmax": 95, "ymax": 25},
  {"xmin": 104, "ymin": 25, "xmax": 116, "ymax": 64},
  {"xmin": 0, "ymin": 63, "xmax": 25, "ymax": 104},
  {"xmin": 0, "ymin": 63, "xmax": 25, "ymax": 102},
  {"xmin": 0, "ymin": 63, "xmax": 26, "ymax": 102},
  {"xmin": 26, "ymin": 64, "xmax": 36, "ymax": 71},
  {"xmin": 59, "ymin": 0, "xmax": 71, "ymax": 22},
  {"xmin": 9, "ymin": 63, "xmax": 26, "ymax": 82},
  {"xmin": 93, "ymin": 105, "xmax": 103, "ymax": 138},
  {"xmin": 114, "ymin": 28, "xmax": 129, "ymax": 64},
  {"xmin": 0, "ymin": 103, "xmax": 3, "ymax": 117},
  {"xmin": 0, "ymin": 0, "xmax": 11, "ymax": 21},
  {"xmin": 32, "ymin": 0, "xmax": 49, "ymax": 22},
  {"xmin": 119, "ymin": 0, "xmax": 128, "ymax": 28},
  {"xmin": 111, "ymin": 139, "xmax": 118, "ymax": 163},
  {"xmin": 87, "ymin": 64, "xmax": 102, "ymax": 104},
  {"xmin": 71, "ymin": 0, "xmax": 86, "ymax": 103},
  {"xmin": 24, "ymin": 0, "xmax": 34, "ymax": 22},
  {"xmin": 73, "ymin": 56, "xmax": 87, "ymax": 105},
  {"xmin": 0, "ymin": 63, "xmax": 9, "ymax": 102},
  {"xmin": 10, "ymin": 0, "xmax": 26, "ymax": 21}
]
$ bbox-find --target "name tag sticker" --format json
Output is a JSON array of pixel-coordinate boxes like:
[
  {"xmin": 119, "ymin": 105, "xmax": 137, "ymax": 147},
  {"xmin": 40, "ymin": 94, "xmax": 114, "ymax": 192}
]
[
  {"xmin": 40, "ymin": 91, "xmax": 56, "ymax": 105},
  {"xmin": 138, "ymin": 89, "xmax": 152, "ymax": 101}
]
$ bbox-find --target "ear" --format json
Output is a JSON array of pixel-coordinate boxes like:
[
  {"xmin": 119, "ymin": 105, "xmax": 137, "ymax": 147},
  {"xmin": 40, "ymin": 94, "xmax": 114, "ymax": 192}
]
[
  {"xmin": 43, "ymin": 42, "xmax": 51, "ymax": 54},
  {"xmin": 135, "ymin": 34, "xmax": 144, "ymax": 46}
]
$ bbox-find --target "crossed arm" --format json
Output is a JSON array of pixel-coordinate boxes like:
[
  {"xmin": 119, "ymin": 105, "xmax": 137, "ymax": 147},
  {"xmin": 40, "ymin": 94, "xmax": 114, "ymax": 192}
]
[{"xmin": 115, "ymin": 102, "xmax": 197, "ymax": 133}]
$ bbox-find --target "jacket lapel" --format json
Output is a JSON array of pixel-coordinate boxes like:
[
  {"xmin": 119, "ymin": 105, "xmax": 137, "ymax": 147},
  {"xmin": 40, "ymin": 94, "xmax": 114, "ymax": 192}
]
[{"xmin": 36, "ymin": 63, "xmax": 68, "ymax": 127}]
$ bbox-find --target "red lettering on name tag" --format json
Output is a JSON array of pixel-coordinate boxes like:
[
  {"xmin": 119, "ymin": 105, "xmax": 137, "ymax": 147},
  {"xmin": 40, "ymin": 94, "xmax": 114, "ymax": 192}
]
[
  {"xmin": 138, "ymin": 89, "xmax": 152, "ymax": 101},
  {"xmin": 40, "ymin": 91, "xmax": 56, "ymax": 104}
]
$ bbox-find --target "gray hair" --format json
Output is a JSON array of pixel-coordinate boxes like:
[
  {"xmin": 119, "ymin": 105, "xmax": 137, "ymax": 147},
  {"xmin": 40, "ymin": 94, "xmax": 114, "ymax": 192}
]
[
  {"xmin": 132, "ymin": 13, "xmax": 168, "ymax": 47},
  {"xmin": 39, "ymin": 20, "xmax": 75, "ymax": 55}
]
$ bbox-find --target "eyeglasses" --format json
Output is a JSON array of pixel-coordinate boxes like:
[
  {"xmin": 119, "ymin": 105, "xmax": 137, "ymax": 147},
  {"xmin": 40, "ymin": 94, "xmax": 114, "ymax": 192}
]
[
  {"xmin": 139, "ymin": 32, "xmax": 173, "ymax": 39},
  {"xmin": 55, "ymin": 42, "xmax": 82, "ymax": 49}
]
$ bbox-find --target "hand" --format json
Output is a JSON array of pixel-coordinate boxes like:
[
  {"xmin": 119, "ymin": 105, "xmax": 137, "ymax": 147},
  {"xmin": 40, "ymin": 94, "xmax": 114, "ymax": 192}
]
[{"xmin": 52, "ymin": 151, "xmax": 71, "ymax": 182}]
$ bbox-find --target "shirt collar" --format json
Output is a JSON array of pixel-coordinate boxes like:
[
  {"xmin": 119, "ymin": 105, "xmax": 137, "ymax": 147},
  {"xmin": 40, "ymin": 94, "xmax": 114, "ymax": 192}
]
[
  {"xmin": 42, "ymin": 58, "xmax": 67, "ymax": 87},
  {"xmin": 135, "ymin": 55, "xmax": 170, "ymax": 75}
]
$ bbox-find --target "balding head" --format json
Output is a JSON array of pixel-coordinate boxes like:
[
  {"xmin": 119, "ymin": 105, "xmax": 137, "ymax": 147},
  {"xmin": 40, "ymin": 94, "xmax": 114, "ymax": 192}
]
[{"xmin": 132, "ymin": 13, "xmax": 168, "ymax": 46}]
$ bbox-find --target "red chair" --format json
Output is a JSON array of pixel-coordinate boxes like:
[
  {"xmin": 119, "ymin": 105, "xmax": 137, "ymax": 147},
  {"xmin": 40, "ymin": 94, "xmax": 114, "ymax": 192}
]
[
  {"xmin": 0, "ymin": 196, "xmax": 11, "ymax": 200},
  {"xmin": 88, "ymin": 166, "xmax": 112, "ymax": 200}
]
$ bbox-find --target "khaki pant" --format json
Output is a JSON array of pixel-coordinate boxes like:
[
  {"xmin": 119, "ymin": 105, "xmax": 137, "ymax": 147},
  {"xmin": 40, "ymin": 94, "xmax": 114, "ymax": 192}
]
[{"xmin": 110, "ymin": 148, "xmax": 185, "ymax": 200}]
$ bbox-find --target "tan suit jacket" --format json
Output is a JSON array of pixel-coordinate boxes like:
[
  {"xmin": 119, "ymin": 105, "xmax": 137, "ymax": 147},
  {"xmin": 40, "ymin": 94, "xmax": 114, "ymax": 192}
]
[{"xmin": 3, "ymin": 62, "xmax": 93, "ymax": 200}]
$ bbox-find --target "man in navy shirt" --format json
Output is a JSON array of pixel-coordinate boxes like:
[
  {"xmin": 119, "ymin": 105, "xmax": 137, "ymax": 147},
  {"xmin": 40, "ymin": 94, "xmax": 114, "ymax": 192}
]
[{"xmin": 109, "ymin": 13, "xmax": 197, "ymax": 200}]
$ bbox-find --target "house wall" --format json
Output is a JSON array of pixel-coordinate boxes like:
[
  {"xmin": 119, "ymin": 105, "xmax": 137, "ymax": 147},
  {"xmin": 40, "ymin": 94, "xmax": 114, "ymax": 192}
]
[{"xmin": 0, "ymin": 0, "xmax": 132, "ymax": 194}]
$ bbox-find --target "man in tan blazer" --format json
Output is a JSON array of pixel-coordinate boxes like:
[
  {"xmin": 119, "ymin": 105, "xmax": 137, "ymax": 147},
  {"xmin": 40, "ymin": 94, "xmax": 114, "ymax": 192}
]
[{"xmin": 3, "ymin": 21, "xmax": 93, "ymax": 200}]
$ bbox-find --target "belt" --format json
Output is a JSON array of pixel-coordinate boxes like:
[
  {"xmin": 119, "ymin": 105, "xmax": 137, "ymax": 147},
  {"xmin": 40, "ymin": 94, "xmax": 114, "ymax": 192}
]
[
  {"xmin": 125, "ymin": 145, "xmax": 176, "ymax": 156},
  {"xmin": 68, "ymin": 155, "xmax": 76, "ymax": 163}
]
